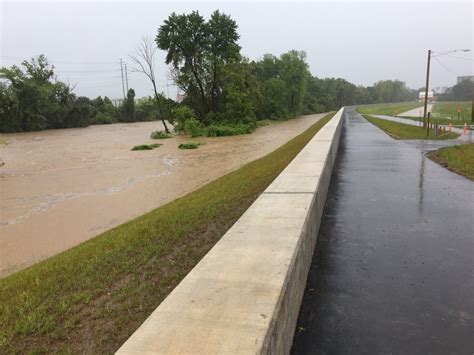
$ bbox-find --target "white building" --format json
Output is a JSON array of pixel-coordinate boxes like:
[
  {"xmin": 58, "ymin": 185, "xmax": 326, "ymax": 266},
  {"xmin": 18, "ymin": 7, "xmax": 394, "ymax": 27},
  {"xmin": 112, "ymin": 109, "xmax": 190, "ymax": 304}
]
[{"xmin": 418, "ymin": 90, "xmax": 434, "ymax": 101}]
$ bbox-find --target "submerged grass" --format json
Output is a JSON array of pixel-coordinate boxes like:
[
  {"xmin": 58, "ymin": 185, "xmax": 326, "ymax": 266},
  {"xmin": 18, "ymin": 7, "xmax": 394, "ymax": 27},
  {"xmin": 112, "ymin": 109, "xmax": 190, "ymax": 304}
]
[
  {"xmin": 0, "ymin": 112, "xmax": 335, "ymax": 354},
  {"xmin": 363, "ymin": 115, "xmax": 459, "ymax": 140},
  {"xmin": 428, "ymin": 143, "xmax": 474, "ymax": 180}
]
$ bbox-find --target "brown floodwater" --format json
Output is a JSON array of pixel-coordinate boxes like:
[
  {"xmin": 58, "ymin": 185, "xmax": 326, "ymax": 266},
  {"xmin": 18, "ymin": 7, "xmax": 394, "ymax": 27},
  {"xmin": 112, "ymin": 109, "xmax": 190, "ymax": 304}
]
[{"xmin": 0, "ymin": 114, "xmax": 324, "ymax": 277}]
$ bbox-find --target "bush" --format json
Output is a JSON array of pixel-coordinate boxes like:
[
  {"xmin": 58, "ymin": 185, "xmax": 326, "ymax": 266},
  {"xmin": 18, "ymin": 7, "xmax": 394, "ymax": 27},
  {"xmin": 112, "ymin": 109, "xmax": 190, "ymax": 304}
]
[
  {"xmin": 173, "ymin": 106, "xmax": 198, "ymax": 133},
  {"xmin": 206, "ymin": 123, "xmax": 255, "ymax": 137},
  {"xmin": 184, "ymin": 117, "xmax": 206, "ymax": 137},
  {"xmin": 90, "ymin": 112, "xmax": 115, "ymax": 125},
  {"xmin": 178, "ymin": 142, "xmax": 202, "ymax": 149},
  {"xmin": 131, "ymin": 143, "xmax": 162, "ymax": 151},
  {"xmin": 150, "ymin": 131, "xmax": 172, "ymax": 139}
]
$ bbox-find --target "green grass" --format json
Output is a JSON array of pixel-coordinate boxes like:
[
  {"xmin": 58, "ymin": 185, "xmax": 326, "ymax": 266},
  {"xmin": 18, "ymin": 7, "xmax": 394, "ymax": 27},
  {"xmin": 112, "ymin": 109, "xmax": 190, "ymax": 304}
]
[
  {"xmin": 150, "ymin": 131, "xmax": 172, "ymax": 139},
  {"xmin": 432, "ymin": 101, "xmax": 472, "ymax": 122},
  {"xmin": 178, "ymin": 142, "xmax": 202, "ymax": 149},
  {"xmin": 131, "ymin": 143, "xmax": 162, "ymax": 151},
  {"xmin": 428, "ymin": 143, "xmax": 474, "ymax": 180},
  {"xmin": 397, "ymin": 115, "xmax": 473, "ymax": 129},
  {"xmin": 363, "ymin": 115, "xmax": 459, "ymax": 140},
  {"xmin": 0, "ymin": 112, "xmax": 335, "ymax": 354},
  {"xmin": 357, "ymin": 102, "xmax": 423, "ymax": 116}
]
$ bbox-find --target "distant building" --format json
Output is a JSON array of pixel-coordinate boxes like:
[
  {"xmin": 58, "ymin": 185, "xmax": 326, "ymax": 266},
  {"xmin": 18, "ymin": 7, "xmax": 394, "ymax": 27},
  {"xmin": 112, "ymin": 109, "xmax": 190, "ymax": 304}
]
[
  {"xmin": 457, "ymin": 75, "xmax": 474, "ymax": 84},
  {"xmin": 434, "ymin": 86, "xmax": 448, "ymax": 94},
  {"xmin": 418, "ymin": 90, "xmax": 434, "ymax": 102},
  {"xmin": 176, "ymin": 93, "xmax": 186, "ymax": 103}
]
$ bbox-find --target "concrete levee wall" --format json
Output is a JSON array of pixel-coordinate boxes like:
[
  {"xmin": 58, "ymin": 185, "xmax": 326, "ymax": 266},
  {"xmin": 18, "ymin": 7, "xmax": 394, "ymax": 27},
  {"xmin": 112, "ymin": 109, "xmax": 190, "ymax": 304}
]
[{"xmin": 117, "ymin": 108, "xmax": 345, "ymax": 355}]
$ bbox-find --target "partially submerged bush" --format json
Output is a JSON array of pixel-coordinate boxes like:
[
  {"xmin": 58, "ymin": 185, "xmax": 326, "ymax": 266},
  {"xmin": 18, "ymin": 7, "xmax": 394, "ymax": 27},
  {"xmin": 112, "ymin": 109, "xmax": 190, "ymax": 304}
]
[
  {"xmin": 178, "ymin": 142, "xmax": 202, "ymax": 150},
  {"xmin": 131, "ymin": 143, "xmax": 162, "ymax": 151},
  {"xmin": 206, "ymin": 122, "xmax": 255, "ymax": 137},
  {"xmin": 90, "ymin": 112, "xmax": 115, "ymax": 125},
  {"xmin": 150, "ymin": 131, "xmax": 172, "ymax": 139},
  {"xmin": 173, "ymin": 106, "xmax": 198, "ymax": 133},
  {"xmin": 184, "ymin": 118, "xmax": 206, "ymax": 137}
]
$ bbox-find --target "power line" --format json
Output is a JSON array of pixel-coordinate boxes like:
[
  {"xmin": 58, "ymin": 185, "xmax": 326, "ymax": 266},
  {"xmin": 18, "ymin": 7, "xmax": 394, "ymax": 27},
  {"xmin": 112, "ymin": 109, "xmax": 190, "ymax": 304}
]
[
  {"xmin": 0, "ymin": 55, "xmax": 115, "ymax": 65},
  {"xmin": 442, "ymin": 54, "xmax": 473, "ymax": 62},
  {"xmin": 433, "ymin": 56, "xmax": 459, "ymax": 76}
]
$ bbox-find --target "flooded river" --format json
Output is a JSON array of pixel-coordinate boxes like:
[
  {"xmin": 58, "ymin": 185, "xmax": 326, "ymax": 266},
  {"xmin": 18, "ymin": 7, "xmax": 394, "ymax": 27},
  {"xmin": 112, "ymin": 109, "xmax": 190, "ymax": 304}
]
[{"xmin": 0, "ymin": 114, "xmax": 325, "ymax": 277}]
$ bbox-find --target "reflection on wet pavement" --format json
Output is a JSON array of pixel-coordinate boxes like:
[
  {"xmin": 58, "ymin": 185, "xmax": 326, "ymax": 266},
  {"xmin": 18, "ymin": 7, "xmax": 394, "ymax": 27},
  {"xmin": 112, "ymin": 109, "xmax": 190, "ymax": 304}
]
[{"xmin": 292, "ymin": 107, "xmax": 474, "ymax": 354}]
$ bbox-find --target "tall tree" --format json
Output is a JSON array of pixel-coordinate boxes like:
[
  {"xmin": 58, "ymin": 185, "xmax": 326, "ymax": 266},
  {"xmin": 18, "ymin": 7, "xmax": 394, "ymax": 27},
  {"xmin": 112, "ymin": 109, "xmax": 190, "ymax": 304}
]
[{"xmin": 156, "ymin": 10, "xmax": 241, "ymax": 120}]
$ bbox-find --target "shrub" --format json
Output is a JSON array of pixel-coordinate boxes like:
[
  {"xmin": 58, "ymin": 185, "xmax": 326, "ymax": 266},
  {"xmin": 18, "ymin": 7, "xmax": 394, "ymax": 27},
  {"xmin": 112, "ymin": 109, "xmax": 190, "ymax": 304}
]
[
  {"xmin": 150, "ymin": 131, "xmax": 172, "ymax": 139},
  {"xmin": 184, "ymin": 117, "xmax": 206, "ymax": 137},
  {"xmin": 206, "ymin": 123, "xmax": 255, "ymax": 137},
  {"xmin": 131, "ymin": 143, "xmax": 162, "ymax": 151},
  {"xmin": 91, "ymin": 112, "xmax": 115, "ymax": 125},
  {"xmin": 178, "ymin": 142, "xmax": 201, "ymax": 149},
  {"xmin": 173, "ymin": 106, "xmax": 198, "ymax": 133}
]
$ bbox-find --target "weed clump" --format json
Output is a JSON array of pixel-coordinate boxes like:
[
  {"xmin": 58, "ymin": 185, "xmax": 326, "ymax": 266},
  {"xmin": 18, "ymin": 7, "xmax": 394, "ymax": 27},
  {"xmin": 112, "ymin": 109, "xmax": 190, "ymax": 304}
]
[
  {"xmin": 131, "ymin": 143, "xmax": 162, "ymax": 151},
  {"xmin": 150, "ymin": 131, "xmax": 172, "ymax": 139},
  {"xmin": 178, "ymin": 142, "xmax": 202, "ymax": 149}
]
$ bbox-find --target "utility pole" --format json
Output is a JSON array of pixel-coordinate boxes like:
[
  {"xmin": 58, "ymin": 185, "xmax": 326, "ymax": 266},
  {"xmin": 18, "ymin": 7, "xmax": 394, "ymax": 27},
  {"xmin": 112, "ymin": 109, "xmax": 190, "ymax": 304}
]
[
  {"xmin": 422, "ymin": 49, "xmax": 431, "ymax": 128},
  {"xmin": 120, "ymin": 58, "xmax": 126, "ymax": 99},
  {"xmin": 124, "ymin": 63, "xmax": 129, "ymax": 92},
  {"xmin": 471, "ymin": 97, "xmax": 473, "ymax": 123}
]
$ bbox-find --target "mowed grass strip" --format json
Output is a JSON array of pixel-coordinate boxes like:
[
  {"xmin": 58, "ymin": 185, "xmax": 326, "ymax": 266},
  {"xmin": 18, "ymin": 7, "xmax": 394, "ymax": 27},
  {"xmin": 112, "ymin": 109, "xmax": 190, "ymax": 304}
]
[
  {"xmin": 0, "ymin": 112, "xmax": 335, "ymax": 354},
  {"xmin": 428, "ymin": 143, "xmax": 474, "ymax": 180},
  {"xmin": 363, "ymin": 115, "xmax": 459, "ymax": 140},
  {"xmin": 356, "ymin": 102, "xmax": 423, "ymax": 116}
]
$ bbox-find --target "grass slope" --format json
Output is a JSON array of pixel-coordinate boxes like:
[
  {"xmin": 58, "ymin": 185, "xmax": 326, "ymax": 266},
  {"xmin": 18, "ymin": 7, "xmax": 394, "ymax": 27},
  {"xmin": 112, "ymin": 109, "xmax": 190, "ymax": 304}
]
[
  {"xmin": 0, "ymin": 112, "xmax": 335, "ymax": 354},
  {"xmin": 364, "ymin": 115, "xmax": 459, "ymax": 140},
  {"xmin": 357, "ymin": 102, "xmax": 423, "ymax": 116},
  {"xmin": 428, "ymin": 143, "xmax": 474, "ymax": 180}
]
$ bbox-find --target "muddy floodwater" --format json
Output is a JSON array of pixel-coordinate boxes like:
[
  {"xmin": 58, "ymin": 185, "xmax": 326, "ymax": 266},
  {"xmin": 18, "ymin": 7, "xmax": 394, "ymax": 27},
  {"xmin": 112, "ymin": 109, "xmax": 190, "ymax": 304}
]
[{"xmin": 0, "ymin": 114, "xmax": 324, "ymax": 277}]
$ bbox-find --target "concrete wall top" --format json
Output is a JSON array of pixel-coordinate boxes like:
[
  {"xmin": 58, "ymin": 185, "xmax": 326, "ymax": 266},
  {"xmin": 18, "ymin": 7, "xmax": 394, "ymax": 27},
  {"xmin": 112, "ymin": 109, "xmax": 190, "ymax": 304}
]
[{"xmin": 117, "ymin": 108, "xmax": 345, "ymax": 354}]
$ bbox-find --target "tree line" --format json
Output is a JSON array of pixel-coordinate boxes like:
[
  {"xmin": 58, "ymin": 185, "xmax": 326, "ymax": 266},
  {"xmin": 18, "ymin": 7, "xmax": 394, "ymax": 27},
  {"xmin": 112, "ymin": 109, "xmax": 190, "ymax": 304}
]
[{"xmin": 1, "ymin": 10, "xmax": 420, "ymax": 134}]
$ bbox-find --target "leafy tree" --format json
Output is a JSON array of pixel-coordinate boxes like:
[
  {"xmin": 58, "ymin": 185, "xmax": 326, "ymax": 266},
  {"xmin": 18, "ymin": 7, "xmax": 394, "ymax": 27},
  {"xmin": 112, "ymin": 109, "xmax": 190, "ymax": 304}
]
[
  {"xmin": 439, "ymin": 80, "xmax": 474, "ymax": 101},
  {"xmin": 156, "ymin": 10, "xmax": 241, "ymax": 119},
  {"xmin": 66, "ymin": 97, "xmax": 93, "ymax": 127},
  {"xmin": 217, "ymin": 61, "xmax": 261, "ymax": 124},
  {"xmin": 120, "ymin": 89, "xmax": 136, "ymax": 122}
]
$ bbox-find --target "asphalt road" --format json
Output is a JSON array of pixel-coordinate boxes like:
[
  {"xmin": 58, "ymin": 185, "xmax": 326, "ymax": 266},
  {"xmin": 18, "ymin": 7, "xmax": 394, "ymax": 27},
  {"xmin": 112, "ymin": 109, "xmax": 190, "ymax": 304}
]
[
  {"xmin": 400, "ymin": 104, "xmax": 432, "ymax": 117},
  {"xmin": 291, "ymin": 107, "xmax": 474, "ymax": 354}
]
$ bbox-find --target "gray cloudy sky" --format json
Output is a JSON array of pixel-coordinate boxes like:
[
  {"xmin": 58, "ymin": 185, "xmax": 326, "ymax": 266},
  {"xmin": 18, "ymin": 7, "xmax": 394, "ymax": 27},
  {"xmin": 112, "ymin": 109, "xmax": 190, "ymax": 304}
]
[{"xmin": 1, "ymin": 1, "xmax": 473, "ymax": 100}]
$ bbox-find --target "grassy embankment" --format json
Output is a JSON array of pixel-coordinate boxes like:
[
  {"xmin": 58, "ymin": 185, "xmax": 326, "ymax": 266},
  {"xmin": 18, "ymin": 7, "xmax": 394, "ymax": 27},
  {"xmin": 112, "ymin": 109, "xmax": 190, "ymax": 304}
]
[
  {"xmin": 397, "ymin": 101, "xmax": 473, "ymax": 127},
  {"xmin": 356, "ymin": 102, "xmax": 423, "ymax": 116},
  {"xmin": 428, "ymin": 144, "xmax": 474, "ymax": 180},
  {"xmin": 432, "ymin": 101, "xmax": 472, "ymax": 122},
  {"xmin": 0, "ymin": 112, "xmax": 335, "ymax": 354},
  {"xmin": 363, "ymin": 115, "xmax": 459, "ymax": 140}
]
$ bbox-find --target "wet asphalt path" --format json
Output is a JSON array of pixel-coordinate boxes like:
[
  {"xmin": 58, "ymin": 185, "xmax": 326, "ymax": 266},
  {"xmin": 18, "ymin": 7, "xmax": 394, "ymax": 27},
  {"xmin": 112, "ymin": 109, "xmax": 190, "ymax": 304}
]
[{"xmin": 291, "ymin": 107, "xmax": 474, "ymax": 354}]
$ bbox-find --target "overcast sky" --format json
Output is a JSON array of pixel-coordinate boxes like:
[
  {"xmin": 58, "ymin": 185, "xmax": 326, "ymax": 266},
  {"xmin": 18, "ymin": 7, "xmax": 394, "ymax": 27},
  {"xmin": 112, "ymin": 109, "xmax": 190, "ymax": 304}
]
[{"xmin": 1, "ymin": 0, "xmax": 473, "ymax": 100}]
